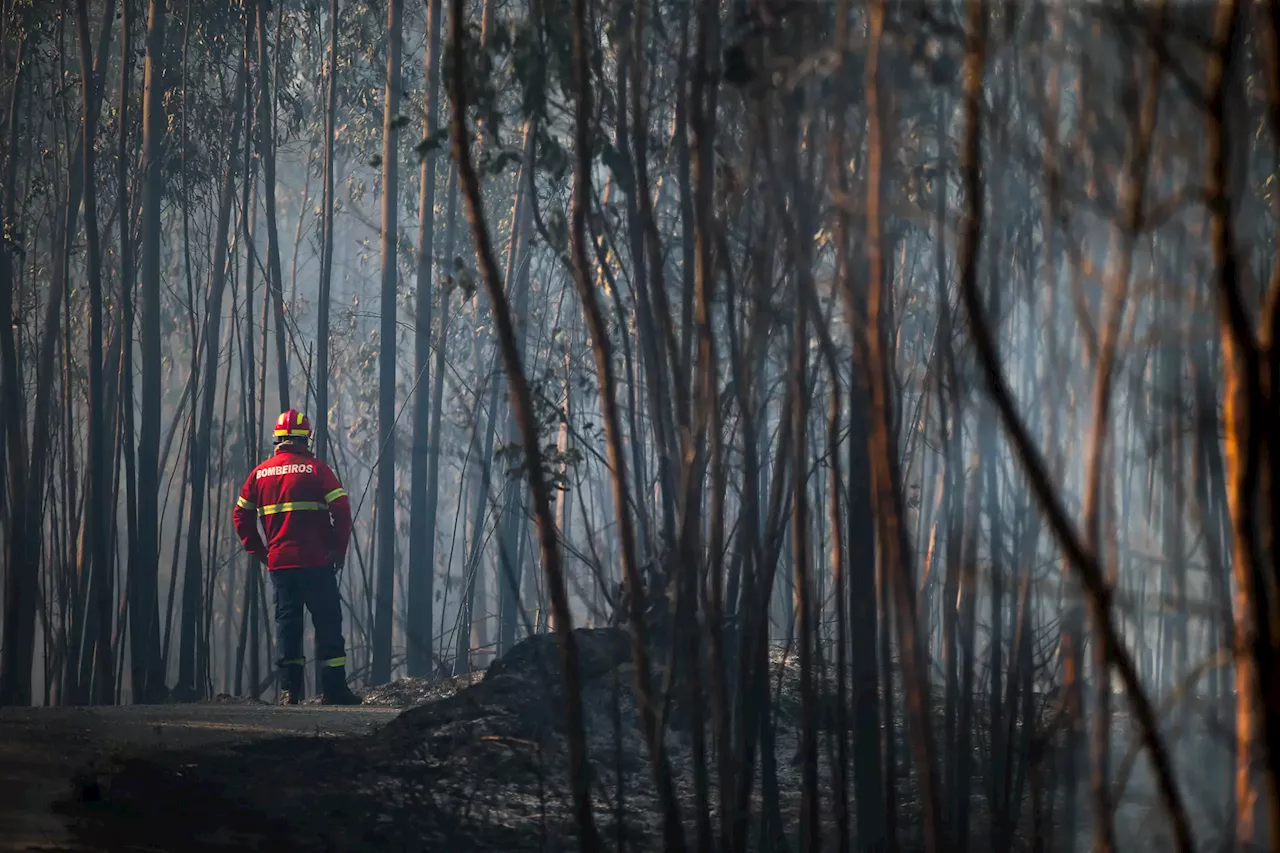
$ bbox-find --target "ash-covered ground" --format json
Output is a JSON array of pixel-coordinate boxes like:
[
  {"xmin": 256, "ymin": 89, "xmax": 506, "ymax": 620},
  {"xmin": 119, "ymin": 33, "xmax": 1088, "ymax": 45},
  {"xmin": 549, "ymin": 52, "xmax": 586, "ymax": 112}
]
[
  {"xmin": 56, "ymin": 627, "xmax": 1206, "ymax": 852},
  {"xmin": 59, "ymin": 628, "xmax": 851, "ymax": 851}
]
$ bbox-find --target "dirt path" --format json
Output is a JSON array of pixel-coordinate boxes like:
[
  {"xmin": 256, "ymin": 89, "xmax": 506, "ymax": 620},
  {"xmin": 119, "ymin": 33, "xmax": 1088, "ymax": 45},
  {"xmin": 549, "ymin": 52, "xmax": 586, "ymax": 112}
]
[{"xmin": 0, "ymin": 704, "xmax": 399, "ymax": 852}]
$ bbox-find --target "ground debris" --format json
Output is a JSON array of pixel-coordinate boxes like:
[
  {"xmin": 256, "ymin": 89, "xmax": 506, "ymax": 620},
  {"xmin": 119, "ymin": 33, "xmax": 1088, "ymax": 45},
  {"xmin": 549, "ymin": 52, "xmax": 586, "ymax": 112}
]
[
  {"xmin": 359, "ymin": 670, "xmax": 485, "ymax": 708},
  {"xmin": 203, "ymin": 693, "xmax": 270, "ymax": 706},
  {"xmin": 291, "ymin": 670, "xmax": 483, "ymax": 708},
  {"xmin": 65, "ymin": 628, "xmax": 1171, "ymax": 852},
  {"xmin": 65, "ymin": 628, "xmax": 872, "ymax": 851}
]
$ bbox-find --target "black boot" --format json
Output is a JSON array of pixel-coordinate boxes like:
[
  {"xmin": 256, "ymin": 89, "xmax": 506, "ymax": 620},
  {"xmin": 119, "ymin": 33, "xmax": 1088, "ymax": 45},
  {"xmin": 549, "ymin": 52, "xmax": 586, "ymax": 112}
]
[
  {"xmin": 278, "ymin": 664, "xmax": 304, "ymax": 705},
  {"xmin": 320, "ymin": 665, "xmax": 361, "ymax": 706}
]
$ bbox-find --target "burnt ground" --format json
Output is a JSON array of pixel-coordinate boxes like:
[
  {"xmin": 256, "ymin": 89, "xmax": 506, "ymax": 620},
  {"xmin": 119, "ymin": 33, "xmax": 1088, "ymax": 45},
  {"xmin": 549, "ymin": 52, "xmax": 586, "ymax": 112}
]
[
  {"xmin": 0, "ymin": 702, "xmax": 398, "ymax": 851},
  {"xmin": 0, "ymin": 628, "xmax": 1193, "ymax": 853},
  {"xmin": 0, "ymin": 629, "xmax": 850, "ymax": 853}
]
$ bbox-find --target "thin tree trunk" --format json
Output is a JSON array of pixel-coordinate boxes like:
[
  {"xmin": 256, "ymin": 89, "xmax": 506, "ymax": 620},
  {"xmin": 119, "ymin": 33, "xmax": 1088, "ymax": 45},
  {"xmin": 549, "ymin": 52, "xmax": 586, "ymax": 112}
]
[
  {"xmin": 74, "ymin": 0, "xmax": 114, "ymax": 706},
  {"xmin": 254, "ymin": 0, "xmax": 289, "ymax": 410},
  {"xmin": 456, "ymin": 144, "xmax": 529, "ymax": 674},
  {"xmin": 0, "ymin": 26, "xmax": 28, "ymax": 708},
  {"xmin": 567, "ymin": 0, "xmax": 685, "ymax": 841},
  {"xmin": 128, "ymin": 0, "xmax": 169, "ymax": 710},
  {"xmin": 956, "ymin": 450, "xmax": 982, "ymax": 852},
  {"xmin": 1208, "ymin": 0, "xmax": 1280, "ymax": 846},
  {"xmin": 449, "ymin": 2, "xmax": 601, "ymax": 844},
  {"xmin": 176, "ymin": 50, "xmax": 246, "ymax": 700},
  {"xmin": 954, "ymin": 0, "xmax": 1193, "ymax": 847},
  {"xmin": 407, "ymin": 0, "xmax": 442, "ymax": 678},
  {"xmin": 1, "ymin": 0, "xmax": 117, "ymax": 707},
  {"xmin": 314, "ymin": 0, "xmax": 338, "ymax": 464},
  {"xmin": 828, "ymin": 7, "xmax": 886, "ymax": 845},
  {"xmin": 614, "ymin": 13, "xmax": 677, "ymax": 548},
  {"xmin": 863, "ymin": 2, "xmax": 943, "ymax": 847},
  {"xmin": 1079, "ymin": 6, "xmax": 1163, "ymax": 846},
  {"xmin": 420, "ymin": 162, "xmax": 458, "ymax": 674},
  {"xmin": 371, "ymin": 0, "xmax": 403, "ymax": 686},
  {"xmin": 496, "ymin": 123, "xmax": 536, "ymax": 658},
  {"xmin": 114, "ymin": 0, "xmax": 143, "ymax": 705}
]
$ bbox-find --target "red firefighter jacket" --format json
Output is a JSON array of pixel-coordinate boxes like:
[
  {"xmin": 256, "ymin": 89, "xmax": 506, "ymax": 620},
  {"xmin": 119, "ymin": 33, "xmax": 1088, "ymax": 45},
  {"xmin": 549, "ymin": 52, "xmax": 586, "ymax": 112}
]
[{"xmin": 233, "ymin": 445, "xmax": 352, "ymax": 571}]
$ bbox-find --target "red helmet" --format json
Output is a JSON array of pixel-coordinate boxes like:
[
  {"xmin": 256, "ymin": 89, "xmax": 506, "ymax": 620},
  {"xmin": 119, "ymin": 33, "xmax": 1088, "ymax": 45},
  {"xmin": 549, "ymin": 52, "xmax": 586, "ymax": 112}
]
[{"xmin": 273, "ymin": 409, "xmax": 312, "ymax": 443}]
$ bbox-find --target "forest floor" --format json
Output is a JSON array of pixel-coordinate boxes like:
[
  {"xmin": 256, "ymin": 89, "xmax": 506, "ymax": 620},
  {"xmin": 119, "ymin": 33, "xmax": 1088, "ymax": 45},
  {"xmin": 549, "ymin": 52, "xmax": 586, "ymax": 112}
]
[
  {"xmin": 0, "ymin": 702, "xmax": 398, "ymax": 851},
  {"xmin": 0, "ymin": 628, "xmax": 838, "ymax": 853},
  {"xmin": 0, "ymin": 629, "xmax": 1194, "ymax": 852}
]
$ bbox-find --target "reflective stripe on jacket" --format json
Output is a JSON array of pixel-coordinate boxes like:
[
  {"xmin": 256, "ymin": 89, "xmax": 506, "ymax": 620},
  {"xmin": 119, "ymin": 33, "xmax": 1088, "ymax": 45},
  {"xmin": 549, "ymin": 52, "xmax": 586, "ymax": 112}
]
[{"xmin": 233, "ymin": 446, "xmax": 352, "ymax": 571}]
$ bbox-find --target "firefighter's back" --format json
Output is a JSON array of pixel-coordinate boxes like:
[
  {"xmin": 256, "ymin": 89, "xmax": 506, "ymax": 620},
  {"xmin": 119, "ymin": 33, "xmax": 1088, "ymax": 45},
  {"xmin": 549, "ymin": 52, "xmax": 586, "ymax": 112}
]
[{"xmin": 250, "ymin": 447, "xmax": 341, "ymax": 570}]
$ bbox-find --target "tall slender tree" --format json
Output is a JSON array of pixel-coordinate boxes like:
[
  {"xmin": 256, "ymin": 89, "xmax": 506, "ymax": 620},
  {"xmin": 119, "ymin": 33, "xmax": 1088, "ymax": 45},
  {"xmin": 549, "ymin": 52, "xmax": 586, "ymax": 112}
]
[
  {"xmin": 1, "ymin": 0, "xmax": 117, "ymax": 707},
  {"xmin": 371, "ymin": 0, "xmax": 403, "ymax": 686},
  {"xmin": 116, "ymin": 0, "xmax": 144, "ymax": 706},
  {"xmin": 0, "ymin": 11, "xmax": 29, "ymax": 709},
  {"xmin": 74, "ymin": 0, "xmax": 112, "ymax": 706},
  {"xmin": 449, "ymin": 0, "xmax": 601, "ymax": 842},
  {"xmin": 177, "ymin": 49, "xmax": 247, "ymax": 700},
  {"xmin": 407, "ymin": 0, "xmax": 444, "ymax": 677},
  {"xmin": 255, "ymin": 0, "xmax": 290, "ymax": 410},
  {"xmin": 315, "ymin": 0, "xmax": 339, "ymax": 463},
  {"xmin": 133, "ymin": 0, "xmax": 169, "ymax": 706}
]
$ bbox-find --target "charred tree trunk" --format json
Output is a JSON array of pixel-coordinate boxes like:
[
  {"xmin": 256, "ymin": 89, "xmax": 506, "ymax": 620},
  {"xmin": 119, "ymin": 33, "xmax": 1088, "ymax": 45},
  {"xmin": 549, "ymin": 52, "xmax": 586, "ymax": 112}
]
[
  {"xmin": 371, "ymin": 0, "xmax": 403, "ymax": 686},
  {"xmin": 115, "ymin": 0, "xmax": 142, "ymax": 705},
  {"xmin": 448, "ymin": 0, "xmax": 602, "ymax": 843},
  {"xmin": 420, "ymin": 162, "xmax": 459, "ymax": 672},
  {"xmin": 407, "ymin": 0, "xmax": 443, "ymax": 678},
  {"xmin": 955, "ymin": 0, "xmax": 1193, "ymax": 847},
  {"xmin": 829, "ymin": 6, "xmax": 886, "ymax": 845},
  {"xmin": 254, "ymin": 0, "xmax": 289, "ymax": 411},
  {"xmin": 315, "ymin": 0, "xmax": 339, "ymax": 465},
  {"xmin": 0, "ymin": 22, "xmax": 27, "ymax": 708},
  {"xmin": 176, "ymin": 52, "xmax": 246, "ymax": 701},
  {"xmin": 1, "ymin": 0, "xmax": 117, "ymax": 707},
  {"xmin": 74, "ymin": 0, "xmax": 113, "ymax": 706},
  {"xmin": 1208, "ymin": 0, "xmax": 1280, "ymax": 845},
  {"xmin": 496, "ymin": 122, "xmax": 536, "ymax": 659},
  {"xmin": 863, "ymin": 2, "xmax": 943, "ymax": 847},
  {"xmin": 130, "ymin": 0, "xmax": 169, "ymax": 708}
]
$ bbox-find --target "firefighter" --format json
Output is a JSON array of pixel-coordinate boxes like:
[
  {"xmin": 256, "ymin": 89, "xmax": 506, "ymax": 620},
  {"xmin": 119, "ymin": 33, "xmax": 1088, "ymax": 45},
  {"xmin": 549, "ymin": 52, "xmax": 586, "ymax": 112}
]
[{"xmin": 233, "ymin": 409, "xmax": 361, "ymax": 706}]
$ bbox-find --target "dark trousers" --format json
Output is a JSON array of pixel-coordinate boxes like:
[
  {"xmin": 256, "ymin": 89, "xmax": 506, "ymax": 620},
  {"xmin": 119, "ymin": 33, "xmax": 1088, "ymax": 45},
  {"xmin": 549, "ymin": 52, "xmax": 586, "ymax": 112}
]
[{"xmin": 270, "ymin": 567, "xmax": 347, "ymax": 669}]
